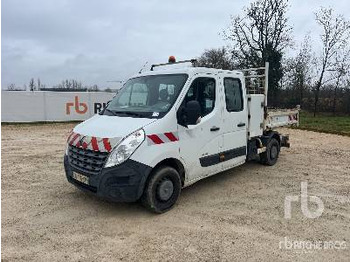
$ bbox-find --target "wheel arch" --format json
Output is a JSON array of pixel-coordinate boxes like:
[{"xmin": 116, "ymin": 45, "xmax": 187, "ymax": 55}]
[
  {"xmin": 150, "ymin": 158, "xmax": 186, "ymax": 187},
  {"xmin": 262, "ymin": 130, "xmax": 281, "ymax": 146}
]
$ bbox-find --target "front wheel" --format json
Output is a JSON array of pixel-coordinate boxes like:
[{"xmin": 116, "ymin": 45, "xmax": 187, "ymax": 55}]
[
  {"xmin": 260, "ymin": 138, "xmax": 280, "ymax": 166},
  {"xmin": 141, "ymin": 166, "xmax": 181, "ymax": 213}
]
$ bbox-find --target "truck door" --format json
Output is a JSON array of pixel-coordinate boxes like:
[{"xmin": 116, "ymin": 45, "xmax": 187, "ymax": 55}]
[
  {"xmin": 177, "ymin": 74, "xmax": 222, "ymax": 183},
  {"xmin": 220, "ymin": 75, "xmax": 247, "ymax": 170}
]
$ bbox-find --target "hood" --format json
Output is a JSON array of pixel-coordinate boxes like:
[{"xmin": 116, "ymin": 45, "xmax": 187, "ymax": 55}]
[{"xmin": 74, "ymin": 114, "xmax": 157, "ymax": 138}]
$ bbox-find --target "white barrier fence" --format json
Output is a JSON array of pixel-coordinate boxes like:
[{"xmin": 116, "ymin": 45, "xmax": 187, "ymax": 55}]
[{"xmin": 1, "ymin": 91, "xmax": 115, "ymax": 122}]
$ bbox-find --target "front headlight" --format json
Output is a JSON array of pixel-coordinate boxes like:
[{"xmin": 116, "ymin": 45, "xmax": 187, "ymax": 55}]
[{"xmin": 104, "ymin": 129, "xmax": 145, "ymax": 168}]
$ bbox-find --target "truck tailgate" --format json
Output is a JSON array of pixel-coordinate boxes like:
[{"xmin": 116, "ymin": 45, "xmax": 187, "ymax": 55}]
[{"xmin": 265, "ymin": 109, "xmax": 299, "ymax": 129}]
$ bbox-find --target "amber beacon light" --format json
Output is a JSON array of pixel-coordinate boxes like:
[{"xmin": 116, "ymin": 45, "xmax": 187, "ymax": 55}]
[{"xmin": 168, "ymin": 56, "xmax": 176, "ymax": 63}]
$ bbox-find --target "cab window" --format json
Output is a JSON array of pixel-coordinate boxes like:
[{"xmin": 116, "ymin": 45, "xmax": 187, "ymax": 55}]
[
  {"xmin": 183, "ymin": 77, "xmax": 216, "ymax": 117},
  {"xmin": 130, "ymin": 83, "xmax": 148, "ymax": 106},
  {"xmin": 224, "ymin": 78, "xmax": 243, "ymax": 112}
]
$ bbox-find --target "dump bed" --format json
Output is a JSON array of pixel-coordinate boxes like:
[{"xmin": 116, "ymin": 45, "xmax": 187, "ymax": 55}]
[
  {"xmin": 265, "ymin": 108, "xmax": 299, "ymax": 129},
  {"xmin": 243, "ymin": 63, "xmax": 300, "ymax": 138}
]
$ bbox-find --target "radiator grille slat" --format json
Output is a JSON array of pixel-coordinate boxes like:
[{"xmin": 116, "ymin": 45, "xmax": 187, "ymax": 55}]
[{"xmin": 68, "ymin": 145, "xmax": 108, "ymax": 175}]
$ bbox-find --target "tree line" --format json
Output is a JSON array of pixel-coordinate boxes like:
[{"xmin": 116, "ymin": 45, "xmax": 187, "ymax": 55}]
[
  {"xmin": 6, "ymin": 78, "xmax": 107, "ymax": 92},
  {"xmin": 197, "ymin": 0, "xmax": 350, "ymax": 116}
]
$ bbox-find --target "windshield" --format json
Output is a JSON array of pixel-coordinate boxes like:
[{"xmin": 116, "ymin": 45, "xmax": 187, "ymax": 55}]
[{"xmin": 104, "ymin": 74, "xmax": 188, "ymax": 118}]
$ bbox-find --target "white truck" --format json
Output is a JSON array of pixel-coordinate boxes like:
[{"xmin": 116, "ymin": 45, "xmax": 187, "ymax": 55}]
[{"xmin": 64, "ymin": 58, "xmax": 299, "ymax": 213}]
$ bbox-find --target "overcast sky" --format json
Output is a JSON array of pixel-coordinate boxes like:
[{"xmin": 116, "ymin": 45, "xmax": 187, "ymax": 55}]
[{"xmin": 2, "ymin": 0, "xmax": 349, "ymax": 89}]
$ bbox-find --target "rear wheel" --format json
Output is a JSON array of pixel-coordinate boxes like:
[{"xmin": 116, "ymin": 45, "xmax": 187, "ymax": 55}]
[
  {"xmin": 141, "ymin": 166, "xmax": 181, "ymax": 213},
  {"xmin": 260, "ymin": 138, "xmax": 280, "ymax": 166}
]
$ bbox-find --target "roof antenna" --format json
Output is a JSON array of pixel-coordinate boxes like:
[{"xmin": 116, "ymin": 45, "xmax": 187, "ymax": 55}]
[{"xmin": 139, "ymin": 61, "xmax": 148, "ymax": 74}]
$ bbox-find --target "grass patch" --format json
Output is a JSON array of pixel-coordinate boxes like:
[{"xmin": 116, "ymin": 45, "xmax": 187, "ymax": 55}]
[{"xmin": 298, "ymin": 111, "xmax": 350, "ymax": 137}]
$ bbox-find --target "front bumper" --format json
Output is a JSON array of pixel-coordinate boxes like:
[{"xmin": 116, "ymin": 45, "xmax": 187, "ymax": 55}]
[{"xmin": 64, "ymin": 155, "xmax": 152, "ymax": 202}]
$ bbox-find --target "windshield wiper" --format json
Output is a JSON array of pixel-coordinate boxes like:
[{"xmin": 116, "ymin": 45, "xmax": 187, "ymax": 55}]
[
  {"xmin": 114, "ymin": 111, "xmax": 144, "ymax": 117},
  {"xmin": 102, "ymin": 109, "xmax": 144, "ymax": 117}
]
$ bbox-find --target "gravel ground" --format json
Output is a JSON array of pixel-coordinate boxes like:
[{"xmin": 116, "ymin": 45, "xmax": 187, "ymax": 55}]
[{"xmin": 1, "ymin": 123, "xmax": 350, "ymax": 261}]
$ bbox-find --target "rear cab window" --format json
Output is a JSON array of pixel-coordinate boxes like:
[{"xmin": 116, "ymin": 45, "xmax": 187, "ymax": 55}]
[{"xmin": 224, "ymin": 78, "xmax": 243, "ymax": 112}]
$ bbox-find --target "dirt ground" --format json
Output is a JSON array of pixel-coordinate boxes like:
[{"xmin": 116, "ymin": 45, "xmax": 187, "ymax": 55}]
[{"xmin": 1, "ymin": 123, "xmax": 350, "ymax": 261}]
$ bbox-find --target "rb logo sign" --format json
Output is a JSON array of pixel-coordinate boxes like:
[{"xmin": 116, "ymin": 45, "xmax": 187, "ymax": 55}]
[
  {"xmin": 66, "ymin": 95, "xmax": 109, "ymax": 115},
  {"xmin": 66, "ymin": 96, "xmax": 88, "ymax": 115}
]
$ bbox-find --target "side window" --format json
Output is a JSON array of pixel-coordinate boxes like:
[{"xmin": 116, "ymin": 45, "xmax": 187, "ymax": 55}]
[
  {"xmin": 183, "ymin": 77, "xmax": 216, "ymax": 117},
  {"xmin": 224, "ymin": 78, "xmax": 243, "ymax": 112}
]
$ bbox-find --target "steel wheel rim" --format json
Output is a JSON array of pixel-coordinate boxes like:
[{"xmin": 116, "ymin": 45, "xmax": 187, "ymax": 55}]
[{"xmin": 156, "ymin": 178, "xmax": 174, "ymax": 201}]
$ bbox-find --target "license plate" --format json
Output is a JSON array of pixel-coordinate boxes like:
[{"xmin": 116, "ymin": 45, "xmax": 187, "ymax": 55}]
[{"xmin": 72, "ymin": 172, "xmax": 89, "ymax": 185}]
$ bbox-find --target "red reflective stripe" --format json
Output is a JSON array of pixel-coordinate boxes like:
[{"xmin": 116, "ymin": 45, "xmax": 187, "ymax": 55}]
[
  {"xmin": 164, "ymin": 132, "xmax": 178, "ymax": 142},
  {"xmin": 67, "ymin": 132, "xmax": 74, "ymax": 142},
  {"xmin": 103, "ymin": 138, "xmax": 112, "ymax": 152},
  {"xmin": 91, "ymin": 137, "xmax": 99, "ymax": 151},
  {"xmin": 82, "ymin": 142, "xmax": 88, "ymax": 149},
  {"xmin": 147, "ymin": 135, "xmax": 164, "ymax": 144},
  {"xmin": 289, "ymin": 114, "xmax": 297, "ymax": 121},
  {"xmin": 70, "ymin": 133, "xmax": 80, "ymax": 145}
]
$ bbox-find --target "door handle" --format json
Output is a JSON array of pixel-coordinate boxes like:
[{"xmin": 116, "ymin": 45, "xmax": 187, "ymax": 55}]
[
  {"xmin": 237, "ymin": 123, "xmax": 246, "ymax": 127},
  {"xmin": 210, "ymin": 126, "xmax": 220, "ymax": 132}
]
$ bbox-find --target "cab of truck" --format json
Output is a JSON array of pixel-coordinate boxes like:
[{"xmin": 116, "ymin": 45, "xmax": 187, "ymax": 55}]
[{"xmin": 64, "ymin": 58, "xmax": 297, "ymax": 213}]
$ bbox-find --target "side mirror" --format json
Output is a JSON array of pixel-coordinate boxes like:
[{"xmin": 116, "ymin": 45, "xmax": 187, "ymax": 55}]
[{"xmin": 185, "ymin": 100, "xmax": 201, "ymax": 125}]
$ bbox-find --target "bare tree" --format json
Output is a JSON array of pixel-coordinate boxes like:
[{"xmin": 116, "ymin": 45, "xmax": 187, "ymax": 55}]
[
  {"xmin": 88, "ymin": 84, "xmax": 99, "ymax": 92},
  {"xmin": 313, "ymin": 7, "xmax": 350, "ymax": 116},
  {"xmin": 37, "ymin": 78, "xmax": 41, "ymax": 90},
  {"xmin": 72, "ymin": 79, "xmax": 77, "ymax": 89},
  {"xmin": 197, "ymin": 47, "xmax": 233, "ymax": 70},
  {"xmin": 224, "ymin": 0, "xmax": 292, "ymax": 106},
  {"xmin": 330, "ymin": 49, "xmax": 350, "ymax": 114},
  {"xmin": 56, "ymin": 79, "xmax": 83, "ymax": 90},
  {"xmin": 285, "ymin": 35, "xmax": 312, "ymax": 106},
  {"xmin": 7, "ymin": 84, "xmax": 16, "ymax": 91},
  {"xmin": 345, "ymin": 79, "xmax": 350, "ymax": 114},
  {"xmin": 65, "ymin": 79, "xmax": 72, "ymax": 89},
  {"xmin": 29, "ymin": 78, "xmax": 36, "ymax": 91}
]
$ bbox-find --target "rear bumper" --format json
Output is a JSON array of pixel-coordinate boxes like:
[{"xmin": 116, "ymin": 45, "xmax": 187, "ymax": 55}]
[{"xmin": 64, "ymin": 155, "xmax": 152, "ymax": 202}]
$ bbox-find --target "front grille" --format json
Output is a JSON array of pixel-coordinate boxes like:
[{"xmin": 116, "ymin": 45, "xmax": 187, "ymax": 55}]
[{"xmin": 68, "ymin": 145, "xmax": 109, "ymax": 175}]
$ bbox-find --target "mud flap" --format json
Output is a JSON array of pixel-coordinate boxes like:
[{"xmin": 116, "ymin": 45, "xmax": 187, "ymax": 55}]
[{"xmin": 281, "ymin": 134, "xmax": 290, "ymax": 148}]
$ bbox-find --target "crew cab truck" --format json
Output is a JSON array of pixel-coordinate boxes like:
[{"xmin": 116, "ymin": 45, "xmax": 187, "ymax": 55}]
[{"xmin": 64, "ymin": 59, "xmax": 299, "ymax": 213}]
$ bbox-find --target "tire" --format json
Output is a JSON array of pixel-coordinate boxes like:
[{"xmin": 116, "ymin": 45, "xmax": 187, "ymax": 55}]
[
  {"xmin": 260, "ymin": 138, "xmax": 280, "ymax": 166},
  {"xmin": 141, "ymin": 166, "xmax": 181, "ymax": 213}
]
